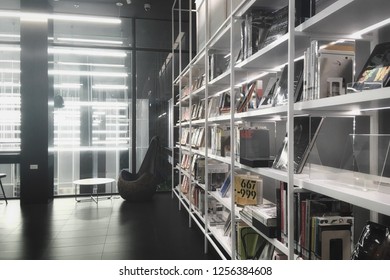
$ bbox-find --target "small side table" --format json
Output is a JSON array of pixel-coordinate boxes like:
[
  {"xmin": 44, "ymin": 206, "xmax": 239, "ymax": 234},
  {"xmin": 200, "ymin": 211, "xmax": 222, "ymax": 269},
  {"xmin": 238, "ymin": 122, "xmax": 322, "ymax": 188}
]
[
  {"xmin": 0, "ymin": 173, "xmax": 7, "ymax": 205},
  {"xmin": 73, "ymin": 178, "xmax": 115, "ymax": 204}
]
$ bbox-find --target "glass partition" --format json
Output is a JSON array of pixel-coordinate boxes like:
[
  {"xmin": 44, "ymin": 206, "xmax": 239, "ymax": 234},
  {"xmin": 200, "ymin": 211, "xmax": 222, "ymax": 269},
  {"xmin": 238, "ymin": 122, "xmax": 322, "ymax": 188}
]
[
  {"xmin": 50, "ymin": 46, "xmax": 131, "ymax": 195},
  {"xmin": 0, "ymin": 15, "xmax": 21, "ymax": 199}
]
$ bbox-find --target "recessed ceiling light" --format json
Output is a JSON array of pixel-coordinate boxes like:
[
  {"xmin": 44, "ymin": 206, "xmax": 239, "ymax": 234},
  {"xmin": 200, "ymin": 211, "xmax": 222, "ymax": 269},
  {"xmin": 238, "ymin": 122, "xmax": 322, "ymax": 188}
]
[
  {"xmin": 57, "ymin": 37, "xmax": 123, "ymax": 45},
  {"xmin": 0, "ymin": 10, "xmax": 121, "ymax": 24},
  {"xmin": 116, "ymin": 2, "xmax": 123, "ymax": 6}
]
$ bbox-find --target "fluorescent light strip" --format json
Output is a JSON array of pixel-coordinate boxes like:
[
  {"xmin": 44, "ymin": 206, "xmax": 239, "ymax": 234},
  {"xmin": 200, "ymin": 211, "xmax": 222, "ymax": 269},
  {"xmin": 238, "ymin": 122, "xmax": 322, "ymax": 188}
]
[
  {"xmin": 0, "ymin": 60, "xmax": 20, "ymax": 63},
  {"xmin": 158, "ymin": 112, "xmax": 167, "ymax": 118},
  {"xmin": 57, "ymin": 62, "xmax": 125, "ymax": 68},
  {"xmin": 93, "ymin": 140, "xmax": 128, "ymax": 145},
  {"xmin": 359, "ymin": 106, "xmax": 390, "ymax": 112},
  {"xmin": 106, "ymin": 123, "xmax": 128, "ymax": 127},
  {"xmin": 49, "ymin": 147, "xmax": 128, "ymax": 152},
  {"xmin": 0, "ymin": 34, "xmax": 20, "ymax": 38},
  {"xmin": 0, "ymin": 130, "xmax": 21, "ymax": 133},
  {"xmin": 0, "ymin": 82, "xmax": 20, "ymax": 87},
  {"xmin": 57, "ymin": 37, "xmax": 123, "ymax": 45},
  {"xmin": 0, "ymin": 68, "xmax": 21, "ymax": 73},
  {"xmin": 92, "ymin": 84, "xmax": 128, "ymax": 90},
  {"xmin": 64, "ymin": 101, "xmax": 128, "ymax": 108},
  {"xmin": 93, "ymin": 130, "xmax": 127, "ymax": 134},
  {"xmin": 235, "ymin": 72, "xmax": 269, "ymax": 87},
  {"xmin": 54, "ymin": 83, "xmax": 82, "ymax": 89},
  {"xmin": 49, "ymin": 70, "xmax": 128, "ymax": 77},
  {"xmin": 0, "ymin": 10, "xmax": 121, "ymax": 24},
  {"xmin": 0, "ymin": 46, "xmax": 20, "ymax": 52},
  {"xmin": 352, "ymin": 18, "xmax": 390, "ymax": 38},
  {"xmin": 48, "ymin": 48, "xmax": 126, "ymax": 57}
]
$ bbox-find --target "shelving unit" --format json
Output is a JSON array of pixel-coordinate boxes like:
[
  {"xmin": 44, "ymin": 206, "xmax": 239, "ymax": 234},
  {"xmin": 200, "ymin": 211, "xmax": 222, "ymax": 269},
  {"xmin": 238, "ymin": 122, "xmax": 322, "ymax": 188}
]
[{"xmin": 171, "ymin": 0, "xmax": 390, "ymax": 260}]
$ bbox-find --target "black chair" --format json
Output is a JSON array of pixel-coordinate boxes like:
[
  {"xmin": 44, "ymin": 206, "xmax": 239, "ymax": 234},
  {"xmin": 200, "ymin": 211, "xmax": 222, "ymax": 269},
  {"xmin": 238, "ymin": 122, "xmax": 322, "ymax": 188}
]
[
  {"xmin": 117, "ymin": 136, "xmax": 161, "ymax": 202},
  {"xmin": 0, "ymin": 173, "xmax": 8, "ymax": 205}
]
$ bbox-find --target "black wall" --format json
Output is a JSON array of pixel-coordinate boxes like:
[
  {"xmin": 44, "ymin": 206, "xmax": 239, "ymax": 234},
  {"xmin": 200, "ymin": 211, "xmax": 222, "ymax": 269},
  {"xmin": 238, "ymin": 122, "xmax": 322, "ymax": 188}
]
[{"xmin": 20, "ymin": 0, "xmax": 54, "ymax": 204}]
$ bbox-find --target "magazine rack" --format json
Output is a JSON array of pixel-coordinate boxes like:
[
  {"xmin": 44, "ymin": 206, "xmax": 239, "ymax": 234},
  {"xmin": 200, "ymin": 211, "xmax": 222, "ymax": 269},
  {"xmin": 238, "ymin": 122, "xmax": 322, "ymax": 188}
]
[{"xmin": 307, "ymin": 134, "xmax": 390, "ymax": 193}]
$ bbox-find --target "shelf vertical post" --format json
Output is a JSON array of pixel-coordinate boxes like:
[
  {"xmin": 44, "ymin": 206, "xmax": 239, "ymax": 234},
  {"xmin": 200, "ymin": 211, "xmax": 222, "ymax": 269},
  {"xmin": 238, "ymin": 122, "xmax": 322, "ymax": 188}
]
[
  {"xmin": 287, "ymin": 0, "xmax": 295, "ymax": 260},
  {"xmin": 178, "ymin": 0, "xmax": 183, "ymax": 211},
  {"xmin": 171, "ymin": 0, "xmax": 176, "ymax": 200},
  {"xmin": 229, "ymin": 0, "xmax": 236, "ymax": 260},
  {"xmin": 204, "ymin": 0, "xmax": 210, "ymax": 255}
]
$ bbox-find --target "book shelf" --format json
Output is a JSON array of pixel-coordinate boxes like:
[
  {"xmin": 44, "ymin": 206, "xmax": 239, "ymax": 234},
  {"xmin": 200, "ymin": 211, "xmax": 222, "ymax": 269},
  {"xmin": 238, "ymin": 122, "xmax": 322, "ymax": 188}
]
[{"xmin": 172, "ymin": 0, "xmax": 390, "ymax": 260}]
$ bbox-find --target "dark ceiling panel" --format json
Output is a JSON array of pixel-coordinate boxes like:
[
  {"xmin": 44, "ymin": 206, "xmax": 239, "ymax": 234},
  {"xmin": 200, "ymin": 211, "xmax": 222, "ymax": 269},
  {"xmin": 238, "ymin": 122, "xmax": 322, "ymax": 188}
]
[{"xmin": 49, "ymin": 0, "xmax": 175, "ymax": 20}]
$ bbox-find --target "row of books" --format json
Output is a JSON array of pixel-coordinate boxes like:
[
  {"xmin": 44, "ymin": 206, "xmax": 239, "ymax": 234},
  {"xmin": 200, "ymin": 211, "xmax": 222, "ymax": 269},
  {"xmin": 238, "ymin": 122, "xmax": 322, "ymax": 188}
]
[
  {"xmin": 277, "ymin": 182, "xmax": 354, "ymax": 260},
  {"xmin": 210, "ymin": 126, "xmax": 230, "ymax": 157},
  {"xmin": 179, "ymin": 40, "xmax": 389, "ymax": 119},
  {"xmin": 179, "ymin": 127, "xmax": 205, "ymax": 148},
  {"xmin": 237, "ymin": 1, "xmax": 312, "ymax": 63},
  {"xmin": 180, "ymin": 74, "xmax": 206, "ymax": 98},
  {"xmin": 302, "ymin": 40, "xmax": 354, "ymax": 101},
  {"xmin": 239, "ymin": 201, "xmax": 277, "ymax": 239}
]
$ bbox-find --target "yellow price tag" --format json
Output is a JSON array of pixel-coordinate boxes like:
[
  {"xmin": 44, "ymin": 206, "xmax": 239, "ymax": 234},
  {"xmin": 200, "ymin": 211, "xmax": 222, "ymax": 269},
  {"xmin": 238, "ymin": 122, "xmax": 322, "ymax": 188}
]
[{"xmin": 234, "ymin": 175, "xmax": 262, "ymax": 206}]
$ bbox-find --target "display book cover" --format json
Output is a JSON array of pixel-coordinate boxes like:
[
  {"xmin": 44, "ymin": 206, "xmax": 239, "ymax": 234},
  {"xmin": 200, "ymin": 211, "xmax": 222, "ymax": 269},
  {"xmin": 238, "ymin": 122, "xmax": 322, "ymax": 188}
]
[
  {"xmin": 271, "ymin": 59, "xmax": 305, "ymax": 106},
  {"xmin": 353, "ymin": 41, "xmax": 390, "ymax": 91},
  {"xmin": 272, "ymin": 115, "xmax": 324, "ymax": 174}
]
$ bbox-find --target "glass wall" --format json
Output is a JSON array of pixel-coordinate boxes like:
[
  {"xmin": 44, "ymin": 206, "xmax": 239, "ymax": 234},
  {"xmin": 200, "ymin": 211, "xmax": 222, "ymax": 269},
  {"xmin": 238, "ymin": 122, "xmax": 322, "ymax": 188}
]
[
  {"xmin": 51, "ymin": 18, "xmax": 133, "ymax": 196},
  {"xmin": 0, "ymin": 16, "xmax": 21, "ymax": 198},
  {"xmin": 0, "ymin": 10, "xmax": 177, "ymax": 197}
]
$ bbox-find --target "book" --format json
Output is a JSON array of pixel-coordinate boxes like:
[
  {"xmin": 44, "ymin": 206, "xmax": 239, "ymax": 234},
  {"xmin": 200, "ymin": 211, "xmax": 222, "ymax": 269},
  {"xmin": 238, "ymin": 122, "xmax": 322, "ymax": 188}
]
[
  {"xmin": 304, "ymin": 197, "xmax": 353, "ymax": 259},
  {"xmin": 247, "ymin": 203, "xmax": 277, "ymax": 227},
  {"xmin": 271, "ymin": 59, "xmax": 304, "ymax": 106},
  {"xmin": 311, "ymin": 0, "xmax": 339, "ymax": 16},
  {"xmin": 237, "ymin": 223, "xmax": 272, "ymax": 259},
  {"xmin": 262, "ymin": 6, "xmax": 288, "ymax": 48},
  {"xmin": 239, "ymin": 8, "xmax": 273, "ymax": 61},
  {"xmin": 219, "ymin": 171, "xmax": 231, "ymax": 198},
  {"xmin": 237, "ymin": 82, "xmax": 256, "ymax": 113},
  {"xmin": 257, "ymin": 76, "xmax": 279, "ymax": 108},
  {"xmin": 272, "ymin": 115, "xmax": 324, "ymax": 174},
  {"xmin": 317, "ymin": 49, "xmax": 354, "ymax": 98},
  {"xmin": 312, "ymin": 216, "xmax": 353, "ymax": 260},
  {"xmin": 354, "ymin": 42, "xmax": 390, "ymax": 91}
]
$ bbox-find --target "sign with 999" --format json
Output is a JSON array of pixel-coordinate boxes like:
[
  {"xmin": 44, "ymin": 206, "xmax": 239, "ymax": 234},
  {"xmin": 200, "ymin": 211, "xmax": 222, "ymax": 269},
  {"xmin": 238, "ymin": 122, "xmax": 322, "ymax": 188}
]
[{"xmin": 234, "ymin": 175, "xmax": 263, "ymax": 206}]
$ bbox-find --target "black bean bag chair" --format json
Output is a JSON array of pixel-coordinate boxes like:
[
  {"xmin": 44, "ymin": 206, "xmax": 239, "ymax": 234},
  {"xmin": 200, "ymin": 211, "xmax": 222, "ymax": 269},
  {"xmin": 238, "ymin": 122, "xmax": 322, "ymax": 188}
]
[{"xmin": 118, "ymin": 136, "xmax": 160, "ymax": 202}]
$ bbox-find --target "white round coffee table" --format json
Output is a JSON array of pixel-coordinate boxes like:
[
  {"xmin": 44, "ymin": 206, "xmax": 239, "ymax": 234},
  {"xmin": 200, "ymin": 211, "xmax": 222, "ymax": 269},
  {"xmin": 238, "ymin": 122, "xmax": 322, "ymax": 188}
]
[{"xmin": 73, "ymin": 178, "xmax": 115, "ymax": 204}]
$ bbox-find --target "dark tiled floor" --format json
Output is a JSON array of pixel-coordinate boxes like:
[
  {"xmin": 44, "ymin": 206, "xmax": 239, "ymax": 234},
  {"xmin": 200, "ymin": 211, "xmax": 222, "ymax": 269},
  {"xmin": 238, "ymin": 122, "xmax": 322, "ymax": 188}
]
[{"xmin": 0, "ymin": 193, "xmax": 219, "ymax": 260}]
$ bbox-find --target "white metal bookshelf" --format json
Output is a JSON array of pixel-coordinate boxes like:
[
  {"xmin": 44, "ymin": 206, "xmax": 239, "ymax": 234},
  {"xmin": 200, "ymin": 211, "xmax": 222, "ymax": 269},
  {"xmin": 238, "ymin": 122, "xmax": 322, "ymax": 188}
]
[{"xmin": 172, "ymin": 0, "xmax": 390, "ymax": 260}]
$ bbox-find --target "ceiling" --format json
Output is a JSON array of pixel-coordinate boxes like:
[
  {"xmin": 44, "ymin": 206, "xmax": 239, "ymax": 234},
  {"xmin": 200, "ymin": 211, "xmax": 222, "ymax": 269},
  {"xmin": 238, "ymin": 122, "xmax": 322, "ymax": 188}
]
[
  {"xmin": 0, "ymin": 0, "xmax": 177, "ymax": 21},
  {"xmin": 49, "ymin": 0, "xmax": 175, "ymax": 20}
]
